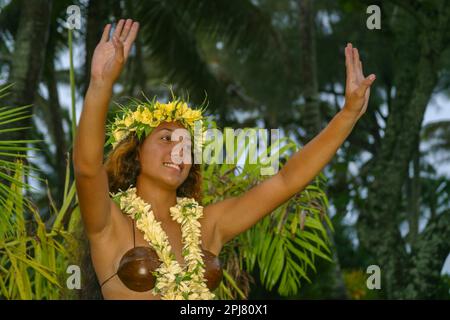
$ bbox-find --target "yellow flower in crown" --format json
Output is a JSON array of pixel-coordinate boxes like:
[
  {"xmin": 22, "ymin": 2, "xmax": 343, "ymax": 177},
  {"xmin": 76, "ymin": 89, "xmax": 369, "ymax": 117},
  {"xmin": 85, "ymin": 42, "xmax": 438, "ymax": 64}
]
[
  {"xmin": 158, "ymin": 101, "xmax": 176, "ymax": 117},
  {"xmin": 141, "ymin": 108, "xmax": 152, "ymax": 125},
  {"xmin": 113, "ymin": 129, "xmax": 127, "ymax": 143},
  {"xmin": 107, "ymin": 94, "xmax": 209, "ymax": 150},
  {"xmin": 124, "ymin": 115, "xmax": 134, "ymax": 127},
  {"xmin": 133, "ymin": 109, "xmax": 143, "ymax": 123}
]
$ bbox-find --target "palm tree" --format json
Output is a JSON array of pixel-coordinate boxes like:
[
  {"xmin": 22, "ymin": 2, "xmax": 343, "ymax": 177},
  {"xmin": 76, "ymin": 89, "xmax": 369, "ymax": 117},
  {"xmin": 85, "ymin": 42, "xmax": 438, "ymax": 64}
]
[
  {"xmin": 0, "ymin": 0, "xmax": 287, "ymax": 209},
  {"xmin": 0, "ymin": 84, "xmax": 79, "ymax": 299},
  {"xmin": 0, "ymin": 0, "xmax": 336, "ymax": 299}
]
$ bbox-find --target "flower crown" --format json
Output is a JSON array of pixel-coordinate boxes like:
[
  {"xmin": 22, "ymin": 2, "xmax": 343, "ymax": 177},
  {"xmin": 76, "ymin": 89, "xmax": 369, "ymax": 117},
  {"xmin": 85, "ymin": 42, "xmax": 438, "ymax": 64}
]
[{"xmin": 107, "ymin": 95, "xmax": 208, "ymax": 149}]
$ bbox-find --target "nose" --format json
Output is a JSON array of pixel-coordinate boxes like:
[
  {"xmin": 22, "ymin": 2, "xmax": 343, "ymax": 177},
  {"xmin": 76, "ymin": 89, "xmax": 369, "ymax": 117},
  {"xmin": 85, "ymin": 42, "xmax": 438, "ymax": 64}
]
[
  {"xmin": 169, "ymin": 137, "xmax": 189, "ymax": 164},
  {"xmin": 172, "ymin": 137, "xmax": 184, "ymax": 155}
]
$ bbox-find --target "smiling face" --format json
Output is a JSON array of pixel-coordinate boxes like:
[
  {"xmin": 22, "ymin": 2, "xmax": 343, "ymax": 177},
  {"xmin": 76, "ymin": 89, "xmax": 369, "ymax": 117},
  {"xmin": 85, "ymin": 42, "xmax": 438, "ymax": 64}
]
[{"xmin": 137, "ymin": 121, "xmax": 192, "ymax": 191}]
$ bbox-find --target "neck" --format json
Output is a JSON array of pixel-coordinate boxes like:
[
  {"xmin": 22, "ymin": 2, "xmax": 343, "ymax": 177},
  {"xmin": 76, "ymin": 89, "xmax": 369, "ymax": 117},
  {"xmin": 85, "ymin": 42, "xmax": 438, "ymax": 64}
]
[{"xmin": 135, "ymin": 174, "xmax": 177, "ymax": 222}]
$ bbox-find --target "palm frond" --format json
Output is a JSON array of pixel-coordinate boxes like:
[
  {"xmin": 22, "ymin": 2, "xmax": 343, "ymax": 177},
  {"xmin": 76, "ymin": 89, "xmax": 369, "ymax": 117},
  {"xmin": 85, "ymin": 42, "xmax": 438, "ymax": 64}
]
[
  {"xmin": 0, "ymin": 156, "xmax": 79, "ymax": 299},
  {"xmin": 203, "ymin": 123, "xmax": 332, "ymax": 299},
  {"xmin": 422, "ymin": 120, "xmax": 450, "ymax": 162},
  {"xmin": 134, "ymin": 1, "xmax": 227, "ymax": 109},
  {"xmin": 0, "ymin": 85, "xmax": 41, "ymax": 204},
  {"xmin": 174, "ymin": 0, "xmax": 283, "ymax": 53},
  {"xmin": 133, "ymin": 0, "xmax": 286, "ymax": 112}
]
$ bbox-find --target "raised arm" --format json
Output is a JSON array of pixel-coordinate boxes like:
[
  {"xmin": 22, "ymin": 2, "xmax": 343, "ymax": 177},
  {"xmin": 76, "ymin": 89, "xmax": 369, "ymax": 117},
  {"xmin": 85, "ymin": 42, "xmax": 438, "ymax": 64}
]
[
  {"xmin": 207, "ymin": 43, "xmax": 376, "ymax": 245},
  {"xmin": 73, "ymin": 19, "xmax": 139, "ymax": 236}
]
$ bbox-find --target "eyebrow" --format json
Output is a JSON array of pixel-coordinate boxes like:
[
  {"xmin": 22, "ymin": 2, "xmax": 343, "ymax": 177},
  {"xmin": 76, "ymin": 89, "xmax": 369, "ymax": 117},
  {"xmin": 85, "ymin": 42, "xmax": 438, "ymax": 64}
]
[{"xmin": 156, "ymin": 128, "xmax": 173, "ymax": 133}]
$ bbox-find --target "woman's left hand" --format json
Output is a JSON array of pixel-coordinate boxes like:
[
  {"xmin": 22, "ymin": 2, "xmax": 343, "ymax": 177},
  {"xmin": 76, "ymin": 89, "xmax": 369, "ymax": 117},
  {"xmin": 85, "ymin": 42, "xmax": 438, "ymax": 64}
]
[{"xmin": 342, "ymin": 43, "xmax": 376, "ymax": 120}]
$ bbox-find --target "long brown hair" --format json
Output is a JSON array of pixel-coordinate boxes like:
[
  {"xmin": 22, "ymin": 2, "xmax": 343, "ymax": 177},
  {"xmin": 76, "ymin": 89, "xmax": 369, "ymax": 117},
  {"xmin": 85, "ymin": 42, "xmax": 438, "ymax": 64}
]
[
  {"xmin": 104, "ymin": 132, "xmax": 202, "ymax": 200},
  {"xmin": 79, "ymin": 131, "xmax": 202, "ymax": 299}
]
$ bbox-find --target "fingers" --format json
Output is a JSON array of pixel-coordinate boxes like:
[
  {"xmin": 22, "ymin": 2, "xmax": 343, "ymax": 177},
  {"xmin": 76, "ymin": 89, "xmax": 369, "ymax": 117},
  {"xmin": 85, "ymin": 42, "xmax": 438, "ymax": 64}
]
[
  {"xmin": 353, "ymin": 48, "xmax": 364, "ymax": 81},
  {"xmin": 124, "ymin": 21, "xmax": 139, "ymax": 46},
  {"xmin": 120, "ymin": 19, "xmax": 133, "ymax": 41},
  {"xmin": 345, "ymin": 43, "xmax": 354, "ymax": 80},
  {"xmin": 101, "ymin": 24, "xmax": 112, "ymax": 42},
  {"xmin": 122, "ymin": 21, "xmax": 139, "ymax": 59},
  {"xmin": 352, "ymin": 47, "xmax": 359, "ymax": 70},
  {"xmin": 112, "ymin": 35, "xmax": 124, "ymax": 63},
  {"xmin": 113, "ymin": 19, "xmax": 125, "ymax": 39},
  {"xmin": 355, "ymin": 74, "xmax": 376, "ymax": 97},
  {"xmin": 346, "ymin": 43, "xmax": 368, "ymax": 84}
]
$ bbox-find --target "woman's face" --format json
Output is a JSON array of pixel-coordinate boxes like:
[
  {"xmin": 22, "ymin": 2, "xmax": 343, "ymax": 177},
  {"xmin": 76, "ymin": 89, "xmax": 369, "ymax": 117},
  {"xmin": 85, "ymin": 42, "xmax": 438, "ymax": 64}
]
[{"xmin": 137, "ymin": 121, "xmax": 192, "ymax": 190}]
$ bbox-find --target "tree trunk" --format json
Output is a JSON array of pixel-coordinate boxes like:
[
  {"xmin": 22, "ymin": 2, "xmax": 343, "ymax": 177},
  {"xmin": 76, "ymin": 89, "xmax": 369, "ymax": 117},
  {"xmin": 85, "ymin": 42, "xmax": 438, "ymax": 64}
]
[
  {"xmin": 45, "ymin": 48, "xmax": 67, "ymax": 208},
  {"xmin": 406, "ymin": 210, "xmax": 450, "ymax": 298},
  {"xmin": 357, "ymin": 4, "xmax": 449, "ymax": 298},
  {"xmin": 83, "ymin": 0, "xmax": 108, "ymax": 95},
  {"xmin": 298, "ymin": 0, "xmax": 348, "ymax": 299},
  {"xmin": 359, "ymin": 49, "xmax": 438, "ymax": 299},
  {"xmin": 298, "ymin": 0, "xmax": 321, "ymax": 143},
  {"xmin": 5, "ymin": 0, "xmax": 51, "ymax": 137},
  {"xmin": 1, "ymin": 0, "xmax": 52, "ymax": 184},
  {"xmin": 407, "ymin": 142, "xmax": 420, "ymax": 245}
]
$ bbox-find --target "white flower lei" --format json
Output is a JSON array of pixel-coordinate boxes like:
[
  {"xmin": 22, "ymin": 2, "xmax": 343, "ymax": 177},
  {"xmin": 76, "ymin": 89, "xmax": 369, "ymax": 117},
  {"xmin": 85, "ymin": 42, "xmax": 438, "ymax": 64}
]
[{"xmin": 112, "ymin": 187, "xmax": 215, "ymax": 300}]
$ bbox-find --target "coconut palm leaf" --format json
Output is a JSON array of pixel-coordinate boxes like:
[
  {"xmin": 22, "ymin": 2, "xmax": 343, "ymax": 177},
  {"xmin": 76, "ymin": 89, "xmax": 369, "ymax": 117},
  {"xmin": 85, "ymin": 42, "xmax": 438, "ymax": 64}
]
[
  {"xmin": 0, "ymin": 84, "xmax": 41, "ymax": 203},
  {"xmin": 0, "ymin": 157, "xmax": 79, "ymax": 299},
  {"xmin": 133, "ymin": 0, "xmax": 285, "ymax": 111},
  {"xmin": 422, "ymin": 120, "xmax": 450, "ymax": 163},
  {"xmin": 202, "ymin": 124, "xmax": 332, "ymax": 299}
]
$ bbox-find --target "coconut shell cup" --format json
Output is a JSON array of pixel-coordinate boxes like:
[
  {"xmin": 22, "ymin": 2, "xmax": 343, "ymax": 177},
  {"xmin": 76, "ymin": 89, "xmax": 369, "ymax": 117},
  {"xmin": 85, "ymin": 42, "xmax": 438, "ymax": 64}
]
[{"xmin": 117, "ymin": 246, "xmax": 223, "ymax": 292}]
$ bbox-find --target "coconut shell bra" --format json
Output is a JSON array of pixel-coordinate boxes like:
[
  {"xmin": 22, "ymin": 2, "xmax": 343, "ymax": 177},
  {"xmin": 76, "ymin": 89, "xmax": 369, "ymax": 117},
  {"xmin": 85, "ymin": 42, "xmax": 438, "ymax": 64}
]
[{"xmin": 100, "ymin": 219, "xmax": 223, "ymax": 292}]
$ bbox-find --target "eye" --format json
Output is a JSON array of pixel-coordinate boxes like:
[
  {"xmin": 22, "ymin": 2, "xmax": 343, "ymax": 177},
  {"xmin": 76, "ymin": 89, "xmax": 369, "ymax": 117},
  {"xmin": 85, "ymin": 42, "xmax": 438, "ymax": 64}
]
[{"xmin": 161, "ymin": 135, "xmax": 171, "ymax": 141}]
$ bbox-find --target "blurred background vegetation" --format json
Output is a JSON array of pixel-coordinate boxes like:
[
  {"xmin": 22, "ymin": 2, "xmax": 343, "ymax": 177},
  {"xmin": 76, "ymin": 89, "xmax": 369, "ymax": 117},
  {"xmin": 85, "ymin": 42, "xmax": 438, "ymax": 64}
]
[{"xmin": 0, "ymin": 0, "xmax": 449, "ymax": 299}]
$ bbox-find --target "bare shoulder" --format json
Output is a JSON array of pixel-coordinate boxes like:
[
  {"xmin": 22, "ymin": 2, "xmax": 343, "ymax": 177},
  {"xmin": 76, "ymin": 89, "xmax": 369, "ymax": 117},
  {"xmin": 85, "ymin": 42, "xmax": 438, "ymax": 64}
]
[
  {"xmin": 87, "ymin": 199, "xmax": 133, "ymax": 279},
  {"xmin": 88, "ymin": 199, "xmax": 130, "ymax": 245},
  {"xmin": 201, "ymin": 202, "xmax": 228, "ymax": 256}
]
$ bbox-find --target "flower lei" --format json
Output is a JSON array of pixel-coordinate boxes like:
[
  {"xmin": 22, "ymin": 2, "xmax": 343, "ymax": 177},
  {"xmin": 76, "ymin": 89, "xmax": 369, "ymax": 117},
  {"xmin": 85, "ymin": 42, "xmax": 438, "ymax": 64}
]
[
  {"xmin": 112, "ymin": 187, "xmax": 215, "ymax": 300},
  {"xmin": 107, "ymin": 96, "xmax": 208, "ymax": 150}
]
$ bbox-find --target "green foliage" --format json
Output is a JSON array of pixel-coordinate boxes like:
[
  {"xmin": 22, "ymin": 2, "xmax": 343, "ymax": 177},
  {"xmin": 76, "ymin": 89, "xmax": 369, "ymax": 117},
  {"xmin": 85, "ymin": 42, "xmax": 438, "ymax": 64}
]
[
  {"xmin": 1, "ymin": 0, "xmax": 447, "ymax": 300},
  {"xmin": 436, "ymin": 274, "xmax": 450, "ymax": 299},
  {"xmin": 0, "ymin": 84, "xmax": 40, "ymax": 205},
  {"xmin": 0, "ymin": 160, "xmax": 79, "ymax": 299},
  {"xmin": 342, "ymin": 269, "xmax": 380, "ymax": 300},
  {"xmin": 133, "ymin": 0, "xmax": 282, "ymax": 110},
  {"xmin": 201, "ymin": 124, "xmax": 333, "ymax": 299},
  {"xmin": 0, "ymin": 88, "xmax": 79, "ymax": 299}
]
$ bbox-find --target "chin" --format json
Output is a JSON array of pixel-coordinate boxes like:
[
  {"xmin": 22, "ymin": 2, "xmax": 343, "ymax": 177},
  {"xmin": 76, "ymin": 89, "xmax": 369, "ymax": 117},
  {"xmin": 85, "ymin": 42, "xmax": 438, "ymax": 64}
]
[{"xmin": 160, "ymin": 174, "xmax": 187, "ymax": 190}]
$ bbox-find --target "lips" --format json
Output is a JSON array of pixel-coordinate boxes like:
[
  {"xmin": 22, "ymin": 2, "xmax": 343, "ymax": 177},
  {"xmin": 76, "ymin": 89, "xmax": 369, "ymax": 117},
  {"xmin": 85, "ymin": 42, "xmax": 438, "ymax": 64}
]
[{"xmin": 163, "ymin": 161, "xmax": 183, "ymax": 172}]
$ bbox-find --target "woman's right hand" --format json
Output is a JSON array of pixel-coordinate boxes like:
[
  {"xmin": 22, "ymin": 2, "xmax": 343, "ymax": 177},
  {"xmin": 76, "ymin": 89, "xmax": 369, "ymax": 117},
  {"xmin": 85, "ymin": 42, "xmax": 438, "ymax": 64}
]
[{"xmin": 90, "ymin": 19, "xmax": 139, "ymax": 86}]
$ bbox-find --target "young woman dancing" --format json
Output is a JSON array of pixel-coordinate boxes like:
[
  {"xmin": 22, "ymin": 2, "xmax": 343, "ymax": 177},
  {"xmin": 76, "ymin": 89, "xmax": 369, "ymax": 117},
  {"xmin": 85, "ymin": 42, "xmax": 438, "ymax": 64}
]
[{"xmin": 73, "ymin": 18, "xmax": 375, "ymax": 300}]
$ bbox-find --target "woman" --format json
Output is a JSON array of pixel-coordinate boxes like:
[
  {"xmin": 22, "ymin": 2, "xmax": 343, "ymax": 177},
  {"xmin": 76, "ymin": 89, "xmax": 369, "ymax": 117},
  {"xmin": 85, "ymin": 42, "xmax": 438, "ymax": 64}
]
[{"xmin": 73, "ymin": 18, "xmax": 375, "ymax": 300}]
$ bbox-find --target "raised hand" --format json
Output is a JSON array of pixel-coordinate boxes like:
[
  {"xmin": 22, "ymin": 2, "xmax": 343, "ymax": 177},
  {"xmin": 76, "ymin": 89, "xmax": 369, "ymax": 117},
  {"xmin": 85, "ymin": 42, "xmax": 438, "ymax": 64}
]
[
  {"xmin": 90, "ymin": 19, "xmax": 139, "ymax": 86},
  {"xmin": 343, "ymin": 43, "xmax": 376, "ymax": 120}
]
